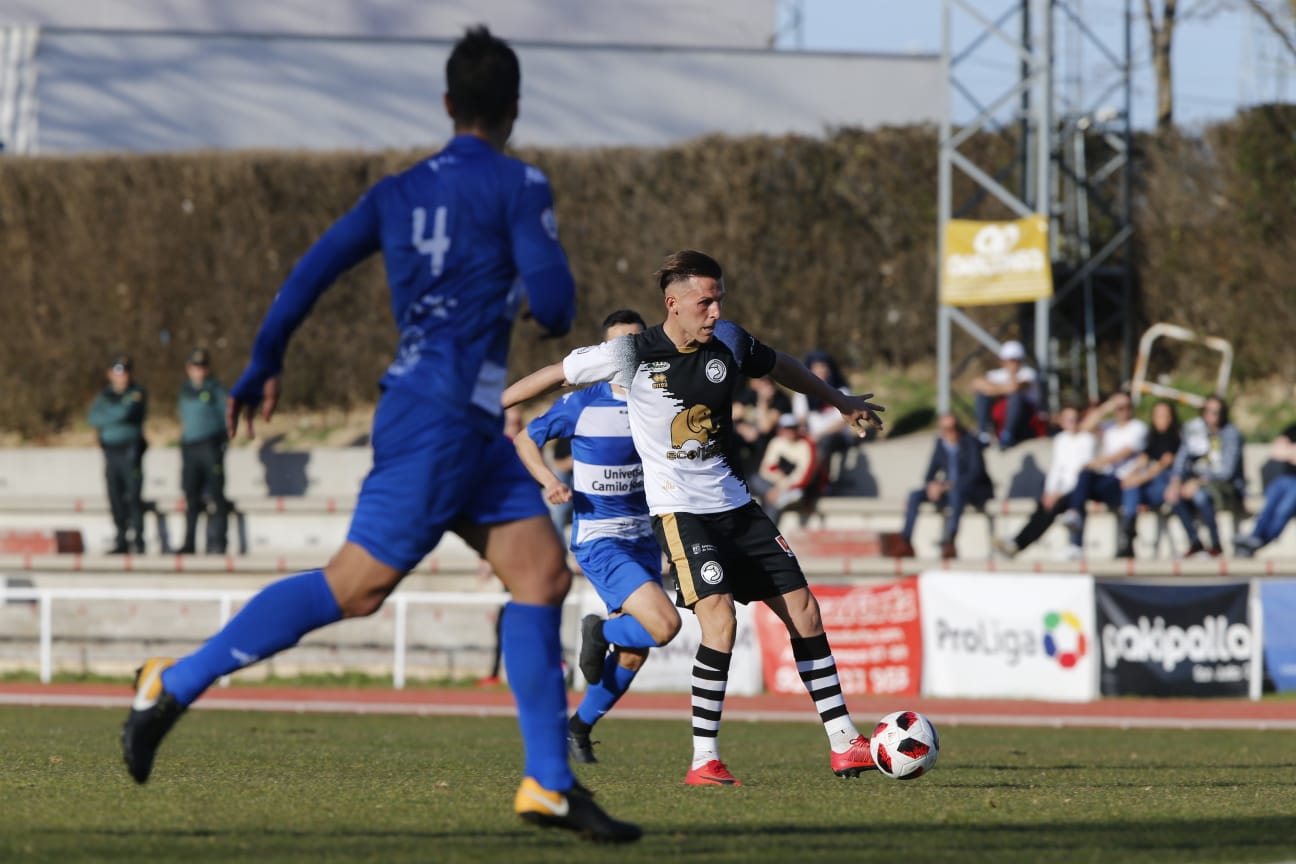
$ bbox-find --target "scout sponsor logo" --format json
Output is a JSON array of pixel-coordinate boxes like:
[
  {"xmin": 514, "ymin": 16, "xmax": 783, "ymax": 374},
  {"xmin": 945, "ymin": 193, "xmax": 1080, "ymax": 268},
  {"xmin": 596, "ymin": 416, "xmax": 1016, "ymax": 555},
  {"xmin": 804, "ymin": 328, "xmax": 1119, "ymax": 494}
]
[{"xmin": 667, "ymin": 405, "xmax": 722, "ymax": 461}]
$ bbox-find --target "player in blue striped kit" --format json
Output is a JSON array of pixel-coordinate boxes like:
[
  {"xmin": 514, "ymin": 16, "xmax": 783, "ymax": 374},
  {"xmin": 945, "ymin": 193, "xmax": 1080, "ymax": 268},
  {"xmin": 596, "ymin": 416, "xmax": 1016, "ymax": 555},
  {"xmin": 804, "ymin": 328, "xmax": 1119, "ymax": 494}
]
[
  {"xmin": 119, "ymin": 26, "xmax": 640, "ymax": 843},
  {"xmin": 512, "ymin": 310, "xmax": 681, "ymax": 764}
]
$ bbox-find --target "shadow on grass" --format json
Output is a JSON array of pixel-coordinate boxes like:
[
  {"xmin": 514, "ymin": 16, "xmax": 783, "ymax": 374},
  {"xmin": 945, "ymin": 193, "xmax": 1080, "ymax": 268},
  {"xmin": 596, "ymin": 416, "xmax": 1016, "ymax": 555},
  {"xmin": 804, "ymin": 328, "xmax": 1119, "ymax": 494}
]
[{"xmin": 686, "ymin": 815, "xmax": 1296, "ymax": 853}]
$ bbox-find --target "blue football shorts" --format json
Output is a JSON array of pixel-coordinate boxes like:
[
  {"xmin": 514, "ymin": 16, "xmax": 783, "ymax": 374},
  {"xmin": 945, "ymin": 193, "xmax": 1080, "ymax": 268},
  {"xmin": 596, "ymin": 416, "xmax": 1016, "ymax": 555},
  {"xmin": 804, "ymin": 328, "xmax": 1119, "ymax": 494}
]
[
  {"xmin": 572, "ymin": 534, "xmax": 663, "ymax": 613},
  {"xmin": 348, "ymin": 388, "xmax": 547, "ymax": 572}
]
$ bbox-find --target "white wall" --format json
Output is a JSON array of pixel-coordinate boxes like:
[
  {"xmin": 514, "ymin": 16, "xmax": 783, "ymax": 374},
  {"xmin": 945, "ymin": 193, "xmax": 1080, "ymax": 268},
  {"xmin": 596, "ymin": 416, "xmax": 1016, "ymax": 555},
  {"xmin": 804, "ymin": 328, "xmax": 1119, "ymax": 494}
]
[
  {"xmin": 0, "ymin": 0, "xmax": 777, "ymax": 47},
  {"xmin": 31, "ymin": 31, "xmax": 942, "ymax": 153}
]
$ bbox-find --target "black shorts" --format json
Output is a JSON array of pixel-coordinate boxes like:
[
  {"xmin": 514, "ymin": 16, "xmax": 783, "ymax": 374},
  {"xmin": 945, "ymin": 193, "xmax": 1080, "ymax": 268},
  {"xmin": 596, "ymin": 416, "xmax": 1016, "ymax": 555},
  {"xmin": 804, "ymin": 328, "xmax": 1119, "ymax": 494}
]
[{"xmin": 652, "ymin": 501, "xmax": 806, "ymax": 608}]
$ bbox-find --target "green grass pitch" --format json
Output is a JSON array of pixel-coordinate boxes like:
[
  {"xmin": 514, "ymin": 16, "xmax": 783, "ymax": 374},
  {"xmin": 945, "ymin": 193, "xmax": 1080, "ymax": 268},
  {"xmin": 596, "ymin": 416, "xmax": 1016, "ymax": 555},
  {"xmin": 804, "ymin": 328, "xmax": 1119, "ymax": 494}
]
[{"xmin": 2, "ymin": 706, "xmax": 1295, "ymax": 863}]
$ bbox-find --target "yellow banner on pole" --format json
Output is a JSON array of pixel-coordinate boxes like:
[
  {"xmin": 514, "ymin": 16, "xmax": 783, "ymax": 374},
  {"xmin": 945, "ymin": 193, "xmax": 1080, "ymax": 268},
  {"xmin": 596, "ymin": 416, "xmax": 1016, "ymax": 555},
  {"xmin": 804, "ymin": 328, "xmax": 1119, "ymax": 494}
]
[{"xmin": 941, "ymin": 216, "xmax": 1053, "ymax": 306}]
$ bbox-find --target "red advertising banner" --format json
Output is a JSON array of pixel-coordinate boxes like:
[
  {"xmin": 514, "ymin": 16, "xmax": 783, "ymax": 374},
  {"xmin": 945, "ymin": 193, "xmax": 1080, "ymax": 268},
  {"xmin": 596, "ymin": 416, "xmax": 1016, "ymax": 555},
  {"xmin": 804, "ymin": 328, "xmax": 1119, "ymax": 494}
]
[{"xmin": 754, "ymin": 577, "xmax": 922, "ymax": 696}]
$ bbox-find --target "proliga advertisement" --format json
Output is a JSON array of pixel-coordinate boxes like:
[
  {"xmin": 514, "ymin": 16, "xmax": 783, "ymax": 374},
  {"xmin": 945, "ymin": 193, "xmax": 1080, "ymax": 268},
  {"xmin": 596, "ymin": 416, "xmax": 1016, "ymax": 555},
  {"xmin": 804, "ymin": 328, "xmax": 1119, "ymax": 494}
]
[
  {"xmin": 753, "ymin": 577, "xmax": 922, "ymax": 697},
  {"xmin": 1095, "ymin": 581, "xmax": 1252, "ymax": 697},
  {"xmin": 918, "ymin": 571, "xmax": 1097, "ymax": 702}
]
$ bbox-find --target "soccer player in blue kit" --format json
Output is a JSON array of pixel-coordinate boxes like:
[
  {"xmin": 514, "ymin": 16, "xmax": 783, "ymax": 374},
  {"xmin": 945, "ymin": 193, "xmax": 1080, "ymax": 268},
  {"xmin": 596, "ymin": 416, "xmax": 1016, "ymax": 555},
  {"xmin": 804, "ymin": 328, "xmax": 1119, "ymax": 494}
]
[
  {"xmin": 119, "ymin": 26, "xmax": 641, "ymax": 843},
  {"xmin": 512, "ymin": 310, "xmax": 681, "ymax": 765}
]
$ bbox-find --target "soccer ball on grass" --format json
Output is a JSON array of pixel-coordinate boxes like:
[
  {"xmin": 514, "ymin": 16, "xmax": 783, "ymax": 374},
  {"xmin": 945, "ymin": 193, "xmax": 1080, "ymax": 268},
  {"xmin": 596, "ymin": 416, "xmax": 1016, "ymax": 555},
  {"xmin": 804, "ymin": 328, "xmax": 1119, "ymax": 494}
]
[{"xmin": 870, "ymin": 710, "xmax": 939, "ymax": 780}]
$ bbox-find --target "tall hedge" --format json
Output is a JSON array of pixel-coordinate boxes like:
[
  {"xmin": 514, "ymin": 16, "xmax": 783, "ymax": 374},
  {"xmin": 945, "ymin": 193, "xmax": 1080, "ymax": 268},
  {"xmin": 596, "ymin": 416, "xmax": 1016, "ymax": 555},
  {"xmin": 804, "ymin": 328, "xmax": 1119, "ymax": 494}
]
[{"xmin": 0, "ymin": 112, "xmax": 1291, "ymax": 438}]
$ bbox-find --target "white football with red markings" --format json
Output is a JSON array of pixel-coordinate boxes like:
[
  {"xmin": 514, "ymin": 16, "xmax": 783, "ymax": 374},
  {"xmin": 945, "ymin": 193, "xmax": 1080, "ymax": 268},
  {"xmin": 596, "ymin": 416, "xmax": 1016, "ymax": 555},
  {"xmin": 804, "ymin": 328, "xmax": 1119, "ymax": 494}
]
[{"xmin": 870, "ymin": 710, "xmax": 939, "ymax": 780}]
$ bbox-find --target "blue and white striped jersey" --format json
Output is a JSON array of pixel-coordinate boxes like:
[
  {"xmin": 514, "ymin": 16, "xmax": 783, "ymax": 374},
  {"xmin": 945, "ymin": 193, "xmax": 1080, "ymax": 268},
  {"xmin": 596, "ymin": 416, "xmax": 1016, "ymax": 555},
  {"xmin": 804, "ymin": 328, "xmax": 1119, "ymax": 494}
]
[{"xmin": 525, "ymin": 382, "xmax": 651, "ymax": 548}]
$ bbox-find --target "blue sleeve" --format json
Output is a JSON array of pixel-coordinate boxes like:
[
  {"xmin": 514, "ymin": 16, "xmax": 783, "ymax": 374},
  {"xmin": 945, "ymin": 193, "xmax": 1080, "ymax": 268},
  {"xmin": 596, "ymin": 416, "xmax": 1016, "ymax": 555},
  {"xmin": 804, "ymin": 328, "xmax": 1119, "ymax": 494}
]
[
  {"xmin": 524, "ymin": 387, "xmax": 592, "ymax": 448},
  {"xmin": 715, "ymin": 320, "xmax": 776, "ymax": 378},
  {"xmin": 231, "ymin": 185, "xmax": 383, "ymax": 402},
  {"xmin": 510, "ymin": 166, "xmax": 575, "ymax": 336}
]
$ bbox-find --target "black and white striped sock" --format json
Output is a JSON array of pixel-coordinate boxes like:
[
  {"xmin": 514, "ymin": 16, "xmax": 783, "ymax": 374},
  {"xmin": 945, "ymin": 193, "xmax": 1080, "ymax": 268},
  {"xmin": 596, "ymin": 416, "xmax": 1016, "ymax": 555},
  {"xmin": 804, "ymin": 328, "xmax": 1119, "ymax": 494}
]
[
  {"xmin": 691, "ymin": 644, "xmax": 731, "ymax": 768},
  {"xmin": 792, "ymin": 633, "xmax": 861, "ymax": 752}
]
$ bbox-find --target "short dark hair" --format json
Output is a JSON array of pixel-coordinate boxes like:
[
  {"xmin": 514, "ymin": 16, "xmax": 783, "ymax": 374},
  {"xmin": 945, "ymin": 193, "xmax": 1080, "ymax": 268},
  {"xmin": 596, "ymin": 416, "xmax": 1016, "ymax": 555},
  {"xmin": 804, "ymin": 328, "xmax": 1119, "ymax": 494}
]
[
  {"xmin": 655, "ymin": 250, "xmax": 723, "ymax": 293},
  {"xmin": 601, "ymin": 309, "xmax": 647, "ymax": 334},
  {"xmin": 446, "ymin": 26, "xmax": 520, "ymax": 128},
  {"xmin": 1058, "ymin": 397, "xmax": 1085, "ymax": 414}
]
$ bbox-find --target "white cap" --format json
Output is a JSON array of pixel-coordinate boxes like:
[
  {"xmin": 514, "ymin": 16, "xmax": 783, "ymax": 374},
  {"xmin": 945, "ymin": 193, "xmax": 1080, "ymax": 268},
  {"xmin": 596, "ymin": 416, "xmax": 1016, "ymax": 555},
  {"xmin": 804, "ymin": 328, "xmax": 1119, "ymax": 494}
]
[
  {"xmin": 778, "ymin": 413, "xmax": 799, "ymax": 429},
  {"xmin": 998, "ymin": 340, "xmax": 1026, "ymax": 361}
]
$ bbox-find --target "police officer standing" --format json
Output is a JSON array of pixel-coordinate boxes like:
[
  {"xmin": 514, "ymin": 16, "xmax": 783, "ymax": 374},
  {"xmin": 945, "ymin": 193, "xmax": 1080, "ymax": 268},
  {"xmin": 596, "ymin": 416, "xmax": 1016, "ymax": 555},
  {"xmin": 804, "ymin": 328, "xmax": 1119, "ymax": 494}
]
[
  {"xmin": 88, "ymin": 354, "xmax": 148, "ymax": 554},
  {"xmin": 178, "ymin": 347, "xmax": 229, "ymax": 554}
]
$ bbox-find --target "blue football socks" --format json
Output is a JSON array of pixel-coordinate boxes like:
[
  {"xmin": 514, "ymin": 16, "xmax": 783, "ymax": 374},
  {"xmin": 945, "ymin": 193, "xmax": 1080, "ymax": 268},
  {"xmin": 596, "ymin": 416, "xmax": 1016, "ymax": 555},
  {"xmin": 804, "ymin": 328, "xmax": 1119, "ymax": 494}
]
[
  {"xmin": 602, "ymin": 615, "xmax": 658, "ymax": 650},
  {"xmin": 161, "ymin": 569, "xmax": 342, "ymax": 706},
  {"xmin": 576, "ymin": 652, "xmax": 639, "ymax": 728},
  {"xmin": 502, "ymin": 601, "xmax": 573, "ymax": 792}
]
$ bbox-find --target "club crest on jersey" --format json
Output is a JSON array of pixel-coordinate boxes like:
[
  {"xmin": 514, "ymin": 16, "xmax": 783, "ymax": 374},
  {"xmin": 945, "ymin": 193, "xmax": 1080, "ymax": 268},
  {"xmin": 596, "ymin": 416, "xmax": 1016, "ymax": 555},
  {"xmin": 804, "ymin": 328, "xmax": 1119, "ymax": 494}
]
[
  {"xmin": 651, "ymin": 373, "xmax": 669, "ymax": 390},
  {"xmin": 705, "ymin": 358, "xmax": 727, "ymax": 383},
  {"xmin": 700, "ymin": 561, "xmax": 725, "ymax": 585},
  {"xmin": 775, "ymin": 534, "xmax": 796, "ymax": 557},
  {"xmin": 667, "ymin": 404, "xmax": 722, "ymax": 461}
]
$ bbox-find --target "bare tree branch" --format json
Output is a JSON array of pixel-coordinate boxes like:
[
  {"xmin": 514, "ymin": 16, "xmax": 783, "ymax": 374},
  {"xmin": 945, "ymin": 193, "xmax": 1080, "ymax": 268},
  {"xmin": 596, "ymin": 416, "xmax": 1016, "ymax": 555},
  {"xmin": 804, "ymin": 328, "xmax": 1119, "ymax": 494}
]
[{"xmin": 1243, "ymin": 0, "xmax": 1296, "ymax": 58}]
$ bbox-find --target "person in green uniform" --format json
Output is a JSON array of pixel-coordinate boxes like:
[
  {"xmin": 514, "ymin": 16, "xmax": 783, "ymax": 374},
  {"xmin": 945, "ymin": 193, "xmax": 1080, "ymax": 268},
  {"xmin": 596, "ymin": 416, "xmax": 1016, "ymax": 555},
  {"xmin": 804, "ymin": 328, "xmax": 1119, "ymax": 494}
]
[
  {"xmin": 177, "ymin": 348, "xmax": 229, "ymax": 554},
  {"xmin": 88, "ymin": 354, "xmax": 148, "ymax": 554}
]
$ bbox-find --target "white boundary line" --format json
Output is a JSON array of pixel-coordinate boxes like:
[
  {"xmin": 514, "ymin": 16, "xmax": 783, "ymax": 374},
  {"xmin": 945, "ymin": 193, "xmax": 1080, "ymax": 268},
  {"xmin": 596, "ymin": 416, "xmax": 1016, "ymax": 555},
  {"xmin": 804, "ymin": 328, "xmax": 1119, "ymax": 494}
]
[{"xmin": 4, "ymin": 691, "xmax": 1295, "ymax": 731}]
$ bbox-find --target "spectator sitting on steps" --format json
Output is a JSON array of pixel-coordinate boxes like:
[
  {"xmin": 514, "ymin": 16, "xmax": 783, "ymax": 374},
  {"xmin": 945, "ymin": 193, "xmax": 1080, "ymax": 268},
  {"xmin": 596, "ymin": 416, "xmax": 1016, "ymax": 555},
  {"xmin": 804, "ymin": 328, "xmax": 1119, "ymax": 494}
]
[
  {"xmin": 752, "ymin": 413, "xmax": 818, "ymax": 526},
  {"xmin": 994, "ymin": 401, "xmax": 1095, "ymax": 558},
  {"xmin": 733, "ymin": 375, "xmax": 792, "ymax": 477},
  {"xmin": 791, "ymin": 350, "xmax": 857, "ymax": 491},
  {"xmin": 1165, "ymin": 395, "xmax": 1245, "ymax": 558},
  {"xmin": 1115, "ymin": 399, "xmax": 1181, "ymax": 558},
  {"xmin": 972, "ymin": 340, "xmax": 1042, "ymax": 449},
  {"xmin": 895, "ymin": 412, "xmax": 994, "ymax": 560},
  {"xmin": 1058, "ymin": 390, "xmax": 1148, "ymax": 560},
  {"xmin": 1234, "ymin": 419, "xmax": 1296, "ymax": 558}
]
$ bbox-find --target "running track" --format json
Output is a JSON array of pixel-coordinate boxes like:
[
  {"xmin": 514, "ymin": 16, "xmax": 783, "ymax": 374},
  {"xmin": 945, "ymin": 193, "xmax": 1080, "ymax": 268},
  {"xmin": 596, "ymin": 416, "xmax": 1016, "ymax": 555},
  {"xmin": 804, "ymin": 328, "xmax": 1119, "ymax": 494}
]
[{"xmin": 3, "ymin": 682, "xmax": 1296, "ymax": 730}]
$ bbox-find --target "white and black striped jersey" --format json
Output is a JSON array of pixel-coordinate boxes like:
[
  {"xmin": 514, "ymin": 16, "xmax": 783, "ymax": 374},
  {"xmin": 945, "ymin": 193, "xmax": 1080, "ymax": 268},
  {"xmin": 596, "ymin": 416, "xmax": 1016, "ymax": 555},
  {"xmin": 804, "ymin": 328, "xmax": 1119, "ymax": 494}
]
[{"xmin": 563, "ymin": 320, "xmax": 777, "ymax": 516}]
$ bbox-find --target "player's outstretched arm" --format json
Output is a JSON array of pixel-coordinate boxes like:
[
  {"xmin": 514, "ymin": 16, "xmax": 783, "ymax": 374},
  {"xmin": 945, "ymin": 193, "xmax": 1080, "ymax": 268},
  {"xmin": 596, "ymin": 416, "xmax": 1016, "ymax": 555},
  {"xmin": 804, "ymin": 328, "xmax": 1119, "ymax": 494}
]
[
  {"xmin": 766, "ymin": 350, "xmax": 884, "ymax": 436},
  {"xmin": 227, "ymin": 377, "xmax": 280, "ymax": 440},
  {"xmin": 502, "ymin": 362, "xmax": 568, "ymax": 409},
  {"xmin": 513, "ymin": 428, "xmax": 572, "ymax": 505},
  {"xmin": 227, "ymin": 189, "xmax": 382, "ymax": 441}
]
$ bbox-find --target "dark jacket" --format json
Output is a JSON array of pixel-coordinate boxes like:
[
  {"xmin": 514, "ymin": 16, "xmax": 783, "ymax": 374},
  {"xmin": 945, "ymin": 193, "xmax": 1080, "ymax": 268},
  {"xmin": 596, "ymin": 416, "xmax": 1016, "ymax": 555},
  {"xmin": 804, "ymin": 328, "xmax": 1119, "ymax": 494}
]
[
  {"xmin": 178, "ymin": 378, "xmax": 228, "ymax": 444},
  {"xmin": 923, "ymin": 433, "xmax": 995, "ymax": 502},
  {"xmin": 88, "ymin": 384, "xmax": 147, "ymax": 448}
]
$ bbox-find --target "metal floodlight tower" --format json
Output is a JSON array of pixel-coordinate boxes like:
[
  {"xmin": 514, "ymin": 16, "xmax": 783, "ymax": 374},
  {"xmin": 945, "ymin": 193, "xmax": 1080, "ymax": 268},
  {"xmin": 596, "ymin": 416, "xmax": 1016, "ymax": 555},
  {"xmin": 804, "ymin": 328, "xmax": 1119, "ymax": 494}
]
[{"xmin": 937, "ymin": 0, "xmax": 1135, "ymax": 414}]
